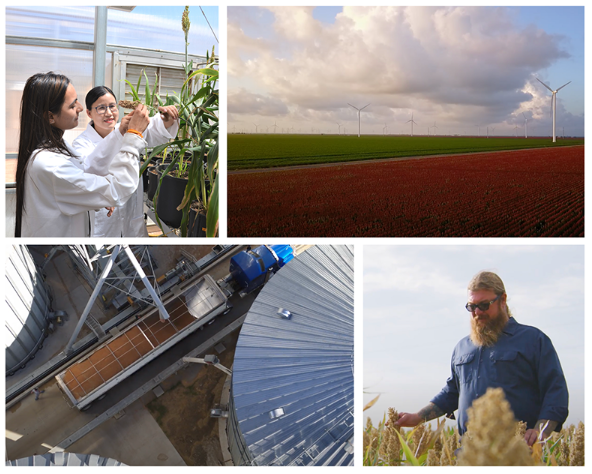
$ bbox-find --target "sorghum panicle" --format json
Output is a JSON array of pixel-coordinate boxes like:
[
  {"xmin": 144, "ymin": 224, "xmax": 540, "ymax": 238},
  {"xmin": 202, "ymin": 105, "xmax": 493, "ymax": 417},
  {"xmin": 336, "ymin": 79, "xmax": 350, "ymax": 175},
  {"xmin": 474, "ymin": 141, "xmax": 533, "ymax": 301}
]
[
  {"xmin": 514, "ymin": 420, "xmax": 527, "ymax": 439},
  {"xmin": 457, "ymin": 387, "xmax": 534, "ymax": 466},
  {"xmin": 380, "ymin": 407, "xmax": 401, "ymax": 465},
  {"xmin": 182, "ymin": 6, "xmax": 191, "ymax": 35},
  {"xmin": 426, "ymin": 448, "xmax": 439, "ymax": 466},
  {"xmin": 569, "ymin": 421, "xmax": 584, "ymax": 466}
]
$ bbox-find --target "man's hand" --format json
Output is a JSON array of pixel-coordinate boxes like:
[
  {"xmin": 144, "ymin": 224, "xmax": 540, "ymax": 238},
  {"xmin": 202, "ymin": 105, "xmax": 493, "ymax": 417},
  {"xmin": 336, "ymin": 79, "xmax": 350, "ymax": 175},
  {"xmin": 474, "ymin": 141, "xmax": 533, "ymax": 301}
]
[
  {"xmin": 524, "ymin": 429, "xmax": 540, "ymax": 447},
  {"xmin": 393, "ymin": 412, "xmax": 422, "ymax": 427},
  {"xmin": 158, "ymin": 105, "xmax": 179, "ymax": 129},
  {"xmin": 105, "ymin": 207, "xmax": 114, "ymax": 217},
  {"xmin": 524, "ymin": 419, "xmax": 558, "ymax": 446}
]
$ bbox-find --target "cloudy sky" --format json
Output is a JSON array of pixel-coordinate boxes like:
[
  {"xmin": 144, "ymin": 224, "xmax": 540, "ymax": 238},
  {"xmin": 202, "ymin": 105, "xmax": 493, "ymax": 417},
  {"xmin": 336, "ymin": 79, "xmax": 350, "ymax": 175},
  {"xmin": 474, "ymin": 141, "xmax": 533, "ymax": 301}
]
[
  {"xmin": 228, "ymin": 6, "xmax": 584, "ymax": 136},
  {"xmin": 363, "ymin": 245, "xmax": 585, "ymax": 430}
]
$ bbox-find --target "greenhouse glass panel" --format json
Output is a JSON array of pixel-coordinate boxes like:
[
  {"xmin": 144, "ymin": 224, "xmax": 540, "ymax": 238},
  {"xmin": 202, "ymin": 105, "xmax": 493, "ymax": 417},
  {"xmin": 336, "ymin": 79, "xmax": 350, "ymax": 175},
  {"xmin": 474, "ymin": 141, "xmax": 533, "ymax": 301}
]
[
  {"xmin": 5, "ymin": 45, "xmax": 93, "ymax": 154},
  {"xmin": 6, "ymin": 7, "xmax": 95, "ymax": 42},
  {"xmin": 107, "ymin": 6, "xmax": 218, "ymax": 57},
  {"xmin": 122, "ymin": 65, "xmax": 192, "ymax": 103}
]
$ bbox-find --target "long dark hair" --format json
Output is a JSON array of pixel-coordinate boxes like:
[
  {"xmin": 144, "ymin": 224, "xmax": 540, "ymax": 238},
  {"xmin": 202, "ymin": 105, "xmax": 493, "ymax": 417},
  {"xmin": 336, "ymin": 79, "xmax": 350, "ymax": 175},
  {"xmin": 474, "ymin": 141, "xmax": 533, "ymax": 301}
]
[
  {"xmin": 15, "ymin": 72, "xmax": 75, "ymax": 237},
  {"xmin": 85, "ymin": 85, "xmax": 117, "ymax": 110}
]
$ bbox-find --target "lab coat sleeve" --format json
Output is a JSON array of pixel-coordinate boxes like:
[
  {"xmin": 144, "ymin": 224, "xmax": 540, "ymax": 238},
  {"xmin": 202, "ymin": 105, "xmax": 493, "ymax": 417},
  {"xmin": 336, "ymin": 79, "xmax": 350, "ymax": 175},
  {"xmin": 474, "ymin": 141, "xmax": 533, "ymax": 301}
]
[
  {"xmin": 144, "ymin": 114, "xmax": 179, "ymax": 147},
  {"xmin": 30, "ymin": 134, "xmax": 145, "ymax": 216},
  {"xmin": 73, "ymin": 129, "xmax": 125, "ymax": 176}
]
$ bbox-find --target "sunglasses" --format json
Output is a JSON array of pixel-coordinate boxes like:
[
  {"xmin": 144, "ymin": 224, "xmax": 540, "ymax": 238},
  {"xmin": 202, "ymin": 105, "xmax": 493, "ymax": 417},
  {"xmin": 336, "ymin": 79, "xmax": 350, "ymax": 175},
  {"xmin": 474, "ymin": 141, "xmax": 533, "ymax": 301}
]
[{"xmin": 465, "ymin": 293, "xmax": 501, "ymax": 312}]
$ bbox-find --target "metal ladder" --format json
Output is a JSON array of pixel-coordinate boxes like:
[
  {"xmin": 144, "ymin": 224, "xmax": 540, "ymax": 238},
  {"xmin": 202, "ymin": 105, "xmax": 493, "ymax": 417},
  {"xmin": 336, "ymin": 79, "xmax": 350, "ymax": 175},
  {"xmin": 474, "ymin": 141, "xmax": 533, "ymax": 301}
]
[{"xmin": 85, "ymin": 314, "xmax": 107, "ymax": 341}]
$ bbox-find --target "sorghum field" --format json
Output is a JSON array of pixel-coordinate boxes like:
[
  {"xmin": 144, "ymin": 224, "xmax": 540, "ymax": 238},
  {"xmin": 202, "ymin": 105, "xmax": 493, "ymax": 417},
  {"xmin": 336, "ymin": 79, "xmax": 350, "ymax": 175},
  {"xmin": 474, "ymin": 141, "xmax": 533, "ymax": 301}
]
[
  {"xmin": 227, "ymin": 145, "xmax": 584, "ymax": 237},
  {"xmin": 228, "ymin": 134, "xmax": 584, "ymax": 170},
  {"xmin": 364, "ymin": 388, "xmax": 584, "ymax": 466}
]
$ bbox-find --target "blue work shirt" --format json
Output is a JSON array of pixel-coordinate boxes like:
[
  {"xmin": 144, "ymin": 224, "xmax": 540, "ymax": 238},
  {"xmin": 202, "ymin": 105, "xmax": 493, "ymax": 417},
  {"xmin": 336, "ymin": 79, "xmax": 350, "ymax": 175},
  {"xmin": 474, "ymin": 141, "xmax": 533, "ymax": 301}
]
[{"xmin": 431, "ymin": 317, "xmax": 568, "ymax": 435}]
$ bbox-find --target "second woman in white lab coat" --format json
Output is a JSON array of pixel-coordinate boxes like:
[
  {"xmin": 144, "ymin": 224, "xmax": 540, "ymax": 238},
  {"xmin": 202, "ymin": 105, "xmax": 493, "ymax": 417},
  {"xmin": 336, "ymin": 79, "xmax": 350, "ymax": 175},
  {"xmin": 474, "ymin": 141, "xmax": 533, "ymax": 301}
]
[
  {"xmin": 15, "ymin": 72, "xmax": 151, "ymax": 238},
  {"xmin": 72, "ymin": 86, "xmax": 179, "ymax": 237}
]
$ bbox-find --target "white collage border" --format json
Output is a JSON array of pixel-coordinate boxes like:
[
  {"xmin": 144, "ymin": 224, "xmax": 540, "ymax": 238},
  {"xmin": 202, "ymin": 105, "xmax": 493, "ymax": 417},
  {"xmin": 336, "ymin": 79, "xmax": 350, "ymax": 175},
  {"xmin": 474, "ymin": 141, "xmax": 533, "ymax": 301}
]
[{"xmin": 1, "ymin": 1, "xmax": 589, "ymax": 469}]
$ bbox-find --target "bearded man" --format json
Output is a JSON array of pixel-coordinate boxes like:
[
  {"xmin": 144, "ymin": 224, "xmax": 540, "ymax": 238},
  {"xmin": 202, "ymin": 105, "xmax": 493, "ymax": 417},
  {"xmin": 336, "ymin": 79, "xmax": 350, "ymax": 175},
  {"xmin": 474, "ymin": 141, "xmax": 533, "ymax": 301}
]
[{"xmin": 394, "ymin": 271, "xmax": 568, "ymax": 447}]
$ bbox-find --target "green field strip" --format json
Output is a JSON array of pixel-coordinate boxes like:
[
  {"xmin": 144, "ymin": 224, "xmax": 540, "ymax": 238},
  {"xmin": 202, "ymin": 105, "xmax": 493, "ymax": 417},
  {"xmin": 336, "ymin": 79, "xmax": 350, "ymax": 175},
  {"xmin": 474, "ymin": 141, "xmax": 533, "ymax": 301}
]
[{"xmin": 228, "ymin": 135, "xmax": 584, "ymax": 170}]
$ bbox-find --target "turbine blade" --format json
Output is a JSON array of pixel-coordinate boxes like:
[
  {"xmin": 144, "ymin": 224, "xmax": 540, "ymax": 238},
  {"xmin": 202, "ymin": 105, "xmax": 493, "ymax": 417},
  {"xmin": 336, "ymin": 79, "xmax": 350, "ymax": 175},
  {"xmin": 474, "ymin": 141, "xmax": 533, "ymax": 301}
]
[
  {"xmin": 536, "ymin": 77, "xmax": 553, "ymax": 92},
  {"xmin": 361, "ymin": 103, "xmax": 371, "ymax": 110},
  {"xmin": 557, "ymin": 81, "xmax": 571, "ymax": 92}
]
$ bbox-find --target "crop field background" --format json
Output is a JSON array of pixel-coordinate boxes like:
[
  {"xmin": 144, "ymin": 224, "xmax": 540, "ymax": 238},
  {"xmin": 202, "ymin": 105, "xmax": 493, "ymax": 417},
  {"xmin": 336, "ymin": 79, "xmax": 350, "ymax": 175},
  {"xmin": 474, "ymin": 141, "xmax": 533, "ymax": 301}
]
[
  {"xmin": 228, "ymin": 145, "xmax": 584, "ymax": 237},
  {"xmin": 364, "ymin": 388, "xmax": 585, "ymax": 466},
  {"xmin": 228, "ymin": 134, "xmax": 584, "ymax": 170}
]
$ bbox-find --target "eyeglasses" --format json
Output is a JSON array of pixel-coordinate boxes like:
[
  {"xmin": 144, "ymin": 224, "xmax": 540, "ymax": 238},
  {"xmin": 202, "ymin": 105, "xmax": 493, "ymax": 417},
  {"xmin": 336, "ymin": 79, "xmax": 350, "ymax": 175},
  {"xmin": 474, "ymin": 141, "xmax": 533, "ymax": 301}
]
[
  {"xmin": 93, "ymin": 104, "xmax": 118, "ymax": 115},
  {"xmin": 465, "ymin": 293, "xmax": 501, "ymax": 312}
]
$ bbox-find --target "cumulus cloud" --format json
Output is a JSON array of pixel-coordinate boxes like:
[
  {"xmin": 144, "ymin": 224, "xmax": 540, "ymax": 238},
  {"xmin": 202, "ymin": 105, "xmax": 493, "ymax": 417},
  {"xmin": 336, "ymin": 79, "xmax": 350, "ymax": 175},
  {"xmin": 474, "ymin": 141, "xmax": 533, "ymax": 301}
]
[
  {"xmin": 229, "ymin": 6, "xmax": 578, "ymax": 134},
  {"xmin": 228, "ymin": 88, "xmax": 289, "ymax": 117}
]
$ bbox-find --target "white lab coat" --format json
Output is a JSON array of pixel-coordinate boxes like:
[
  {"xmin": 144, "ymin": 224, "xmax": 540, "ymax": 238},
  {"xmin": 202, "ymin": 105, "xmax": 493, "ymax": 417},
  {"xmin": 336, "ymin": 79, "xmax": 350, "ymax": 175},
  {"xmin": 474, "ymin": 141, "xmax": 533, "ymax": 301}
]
[
  {"xmin": 72, "ymin": 116, "xmax": 178, "ymax": 237},
  {"xmin": 20, "ymin": 133, "xmax": 145, "ymax": 237}
]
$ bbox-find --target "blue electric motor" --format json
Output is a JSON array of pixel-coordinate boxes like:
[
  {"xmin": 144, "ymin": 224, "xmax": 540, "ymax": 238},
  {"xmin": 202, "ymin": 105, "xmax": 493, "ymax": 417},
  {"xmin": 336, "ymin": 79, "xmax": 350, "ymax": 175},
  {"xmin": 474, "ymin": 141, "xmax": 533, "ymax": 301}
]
[{"xmin": 230, "ymin": 245, "xmax": 294, "ymax": 294}]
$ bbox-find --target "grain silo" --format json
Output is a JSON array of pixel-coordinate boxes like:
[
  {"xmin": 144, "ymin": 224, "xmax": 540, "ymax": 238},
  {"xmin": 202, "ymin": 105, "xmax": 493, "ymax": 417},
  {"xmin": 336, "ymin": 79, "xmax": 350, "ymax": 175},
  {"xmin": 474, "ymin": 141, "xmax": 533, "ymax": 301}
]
[
  {"xmin": 6, "ymin": 453, "xmax": 125, "ymax": 466},
  {"xmin": 5, "ymin": 245, "xmax": 54, "ymax": 375},
  {"xmin": 226, "ymin": 245, "xmax": 354, "ymax": 466}
]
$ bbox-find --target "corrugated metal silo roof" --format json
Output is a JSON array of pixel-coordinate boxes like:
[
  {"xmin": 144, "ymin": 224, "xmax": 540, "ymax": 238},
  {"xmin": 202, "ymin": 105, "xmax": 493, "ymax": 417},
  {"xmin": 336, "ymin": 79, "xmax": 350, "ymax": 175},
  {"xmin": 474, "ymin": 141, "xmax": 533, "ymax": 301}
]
[
  {"xmin": 231, "ymin": 245, "xmax": 354, "ymax": 466},
  {"xmin": 6, "ymin": 452, "xmax": 125, "ymax": 466}
]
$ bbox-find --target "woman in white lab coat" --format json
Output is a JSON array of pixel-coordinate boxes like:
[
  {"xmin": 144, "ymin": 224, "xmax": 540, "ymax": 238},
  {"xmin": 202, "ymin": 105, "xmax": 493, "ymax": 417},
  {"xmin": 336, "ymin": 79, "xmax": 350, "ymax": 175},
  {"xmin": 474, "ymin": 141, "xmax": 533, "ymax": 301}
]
[
  {"xmin": 14, "ymin": 72, "xmax": 150, "ymax": 237},
  {"xmin": 72, "ymin": 86, "xmax": 179, "ymax": 237}
]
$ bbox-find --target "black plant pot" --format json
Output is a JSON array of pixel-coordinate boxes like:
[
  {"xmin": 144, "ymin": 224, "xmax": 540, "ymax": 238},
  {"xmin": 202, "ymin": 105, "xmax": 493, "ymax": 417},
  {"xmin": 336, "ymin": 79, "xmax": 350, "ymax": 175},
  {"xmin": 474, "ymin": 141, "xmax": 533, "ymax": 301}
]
[
  {"xmin": 188, "ymin": 206, "xmax": 207, "ymax": 237},
  {"xmin": 141, "ymin": 163, "xmax": 151, "ymax": 191},
  {"xmin": 156, "ymin": 165, "xmax": 188, "ymax": 229},
  {"xmin": 146, "ymin": 166, "xmax": 160, "ymax": 201},
  {"xmin": 148, "ymin": 153, "xmax": 174, "ymax": 164}
]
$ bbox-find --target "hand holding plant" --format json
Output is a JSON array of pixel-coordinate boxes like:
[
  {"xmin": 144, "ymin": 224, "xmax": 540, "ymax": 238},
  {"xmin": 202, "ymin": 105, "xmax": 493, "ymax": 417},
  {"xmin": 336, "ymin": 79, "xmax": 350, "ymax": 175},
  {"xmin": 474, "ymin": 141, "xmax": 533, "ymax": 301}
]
[
  {"xmin": 127, "ymin": 104, "xmax": 150, "ymax": 134},
  {"xmin": 129, "ymin": 6, "xmax": 218, "ymax": 237},
  {"xmin": 158, "ymin": 105, "xmax": 179, "ymax": 129}
]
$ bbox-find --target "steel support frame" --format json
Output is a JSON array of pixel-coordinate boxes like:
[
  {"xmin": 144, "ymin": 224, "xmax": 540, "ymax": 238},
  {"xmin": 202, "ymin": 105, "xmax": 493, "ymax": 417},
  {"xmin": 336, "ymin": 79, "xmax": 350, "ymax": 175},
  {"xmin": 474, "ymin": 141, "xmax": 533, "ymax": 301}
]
[{"xmin": 64, "ymin": 246, "xmax": 122, "ymax": 355}]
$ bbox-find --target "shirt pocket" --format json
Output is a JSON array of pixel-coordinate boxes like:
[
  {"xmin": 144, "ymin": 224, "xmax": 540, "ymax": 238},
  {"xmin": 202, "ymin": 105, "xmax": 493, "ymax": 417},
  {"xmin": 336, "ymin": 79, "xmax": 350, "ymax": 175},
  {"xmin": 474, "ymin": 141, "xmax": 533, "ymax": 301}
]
[
  {"xmin": 490, "ymin": 350, "xmax": 519, "ymax": 385},
  {"xmin": 454, "ymin": 353, "xmax": 475, "ymax": 385}
]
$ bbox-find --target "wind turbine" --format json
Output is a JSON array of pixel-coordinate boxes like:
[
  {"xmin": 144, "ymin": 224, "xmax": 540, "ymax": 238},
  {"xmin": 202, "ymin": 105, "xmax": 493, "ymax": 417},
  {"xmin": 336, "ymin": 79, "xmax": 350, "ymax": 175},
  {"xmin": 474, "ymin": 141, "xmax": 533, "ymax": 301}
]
[
  {"xmin": 432, "ymin": 122, "xmax": 438, "ymax": 136},
  {"xmin": 523, "ymin": 113, "xmax": 528, "ymax": 138},
  {"xmin": 253, "ymin": 123, "xmax": 259, "ymax": 133},
  {"xmin": 337, "ymin": 122, "xmax": 341, "ymax": 135},
  {"xmin": 407, "ymin": 112, "xmax": 418, "ymax": 136},
  {"xmin": 348, "ymin": 103, "xmax": 370, "ymax": 138},
  {"xmin": 536, "ymin": 78, "xmax": 571, "ymax": 142},
  {"xmin": 514, "ymin": 124, "xmax": 519, "ymax": 137},
  {"xmin": 273, "ymin": 121, "xmax": 278, "ymax": 133}
]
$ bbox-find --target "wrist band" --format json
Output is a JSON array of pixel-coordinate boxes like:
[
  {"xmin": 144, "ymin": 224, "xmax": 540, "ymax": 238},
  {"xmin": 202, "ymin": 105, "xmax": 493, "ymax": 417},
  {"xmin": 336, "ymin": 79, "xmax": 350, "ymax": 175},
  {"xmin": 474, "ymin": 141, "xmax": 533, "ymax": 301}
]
[{"xmin": 127, "ymin": 129, "xmax": 143, "ymax": 139}]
